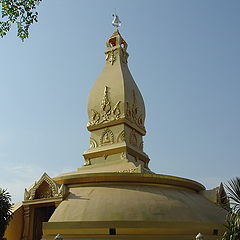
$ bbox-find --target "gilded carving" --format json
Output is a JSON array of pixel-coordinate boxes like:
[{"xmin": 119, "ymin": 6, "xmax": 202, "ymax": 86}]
[
  {"xmin": 24, "ymin": 173, "xmax": 67, "ymax": 201},
  {"xmin": 137, "ymin": 114, "xmax": 144, "ymax": 128},
  {"xmin": 105, "ymin": 30, "xmax": 128, "ymax": 64},
  {"xmin": 87, "ymin": 87, "xmax": 122, "ymax": 127},
  {"xmin": 129, "ymin": 130, "xmax": 138, "ymax": 147},
  {"xmin": 101, "ymin": 86, "xmax": 111, "ymax": 122},
  {"xmin": 100, "ymin": 128, "xmax": 114, "ymax": 145},
  {"xmin": 90, "ymin": 109, "xmax": 100, "ymax": 125},
  {"xmin": 117, "ymin": 130, "xmax": 125, "ymax": 142},
  {"xmin": 125, "ymin": 90, "xmax": 144, "ymax": 130},
  {"xmin": 118, "ymin": 168, "xmax": 139, "ymax": 173},
  {"xmin": 126, "ymin": 102, "xmax": 131, "ymax": 119},
  {"xmin": 112, "ymin": 101, "xmax": 121, "ymax": 119},
  {"xmin": 131, "ymin": 90, "xmax": 138, "ymax": 122},
  {"xmin": 90, "ymin": 138, "xmax": 98, "ymax": 148},
  {"xmin": 106, "ymin": 50, "xmax": 116, "ymax": 65}
]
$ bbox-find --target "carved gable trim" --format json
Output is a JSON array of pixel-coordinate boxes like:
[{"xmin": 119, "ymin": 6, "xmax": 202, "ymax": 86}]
[{"xmin": 24, "ymin": 172, "xmax": 67, "ymax": 201}]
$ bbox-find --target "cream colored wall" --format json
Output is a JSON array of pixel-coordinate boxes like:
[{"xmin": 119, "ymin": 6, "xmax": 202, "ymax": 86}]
[
  {"xmin": 42, "ymin": 221, "xmax": 225, "ymax": 240},
  {"xmin": 5, "ymin": 203, "xmax": 24, "ymax": 240}
]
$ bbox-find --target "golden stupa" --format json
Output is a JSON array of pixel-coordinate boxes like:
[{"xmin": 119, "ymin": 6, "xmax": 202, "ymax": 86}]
[{"xmin": 5, "ymin": 18, "xmax": 227, "ymax": 240}]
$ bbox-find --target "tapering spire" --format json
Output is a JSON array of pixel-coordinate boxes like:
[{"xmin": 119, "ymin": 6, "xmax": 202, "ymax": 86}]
[{"xmin": 83, "ymin": 28, "xmax": 150, "ymax": 173}]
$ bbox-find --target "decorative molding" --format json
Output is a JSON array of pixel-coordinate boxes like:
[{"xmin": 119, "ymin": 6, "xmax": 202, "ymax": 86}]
[
  {"xmin": 112, "ymin": 101, "xmax": 121, "ymax": 119},
  {"xmin": 90, "ymin": 138, "xmax": 98, "ymax": 148},
  {"xmin": 125, "ymin": 90, "xmax": 145, "ymax": 130},
  {"xmin": 105, "ymin": 30, "xmax": 129, "ymax": 64},
  {"xmin": 129, "ymin": 130, "xmax": 138, "ymax": 147},
  {"xmin": 118, "ymin": 167, "xmax": 139, "ymax": 173},
  {"xmin": 137, "ymin": 114, "xmax": 144, "ymax": 128},
  {"xmin": 101, "ymin": 86, "xmax": 111, "ymax": 122},
  {"xmin": 106, "ymin": 50, "xmax": 116, "ymax": 65},
  {"xmin": 100, "ymin": 128, "xmax": 114, "ymax": 146},
  {"xmin": 139, "ymin": 141, "xmax": 144, "ymax": 151},
  {"xmin": 24, "ymin": 173, "xmax": 67, "ymax": 201},
  {"xmin": 87, "ymin": 86, "xmax": 122, "ymax": 127},
  {"xmin": 90, "ymin": 109, "xmax": 100, "ymax": 125},
  {"xmin": 117, "ymin": 130, "xmax": 125, "ymax": 143}
]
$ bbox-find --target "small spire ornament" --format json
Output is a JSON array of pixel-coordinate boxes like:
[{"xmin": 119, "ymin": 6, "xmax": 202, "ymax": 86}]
[{"xmin": 112, "ymin": 13, "xmax": 121, "ymax": 28}]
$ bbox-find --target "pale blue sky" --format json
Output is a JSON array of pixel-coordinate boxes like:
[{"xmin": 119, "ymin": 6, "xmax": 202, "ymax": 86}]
[{"xmin": 0, "ymin": 0, "xmax": 239, "ymax": 203}]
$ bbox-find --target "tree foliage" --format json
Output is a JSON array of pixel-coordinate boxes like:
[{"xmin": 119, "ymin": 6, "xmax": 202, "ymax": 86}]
[
  {"xmin": 0, "ymin": 0, "xmax": 41, "ymax": 41},
  {"xmin": 0, "ymin": 188, "xmax": 12, "ymax": 239},
  {"xmin": 222, "ymin": 177, "xmax": 240, "ymax": 240}
]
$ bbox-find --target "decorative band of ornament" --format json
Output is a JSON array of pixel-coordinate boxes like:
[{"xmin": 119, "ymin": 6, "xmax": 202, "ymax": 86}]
[
  {"xmin": 88, "ymin": 86, "xmax": 122, "ymax": 126},
  {"xmin": 106, "ymin": 50, "xmax": 116, "ymax": 65},
  {"xmin": 105, "ymin": 48, "xmax": 128, "ymax": 65},
  {"xmin": 118, "ymin": 167, "xmax": 139, "ymax": 173},
  {"xmin": 126, "ymin": 90, "xmax": 144, "ymax": 129},
  {"xmin": 87, "ymin": 87, "xmax": 145, "ymax": 131}
]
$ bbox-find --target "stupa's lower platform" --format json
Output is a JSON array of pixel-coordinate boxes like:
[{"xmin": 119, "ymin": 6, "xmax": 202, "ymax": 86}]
[{"xmin": 42, "ymin": 221, "xmax": 224, "ymax": 240}]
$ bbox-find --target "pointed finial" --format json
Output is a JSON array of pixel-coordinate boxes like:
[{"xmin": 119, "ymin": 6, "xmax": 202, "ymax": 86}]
[{"xmin": 112, "ymin": 12, "xmax": 121, "ymax": 28}]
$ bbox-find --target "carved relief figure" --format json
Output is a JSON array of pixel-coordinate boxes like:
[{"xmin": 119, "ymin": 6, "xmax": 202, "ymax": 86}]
[{"xmin": 100, "ymin": 128, "xmax": 114, "ymax": 145}]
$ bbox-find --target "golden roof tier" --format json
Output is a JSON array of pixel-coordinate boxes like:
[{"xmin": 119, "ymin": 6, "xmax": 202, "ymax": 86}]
[{"xmin": 83, "ymin": 29, "xmax": 150, "ymax": 173}]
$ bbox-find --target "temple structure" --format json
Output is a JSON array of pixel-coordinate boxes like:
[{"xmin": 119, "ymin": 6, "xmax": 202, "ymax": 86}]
[{"xmin": 5, "ymin": 22, "xmax": 227, "ymax": 240}]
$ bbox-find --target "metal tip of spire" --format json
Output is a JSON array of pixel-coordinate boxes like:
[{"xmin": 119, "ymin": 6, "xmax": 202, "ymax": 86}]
[{"xmin": 112, "ymin": 13, "xmax": 121, "ymax": 29}]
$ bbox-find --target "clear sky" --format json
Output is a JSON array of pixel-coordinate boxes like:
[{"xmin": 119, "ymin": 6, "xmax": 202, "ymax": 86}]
[{"xmin": 0, "ymin": 0, "xmax": 239, "ymax": 203}]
